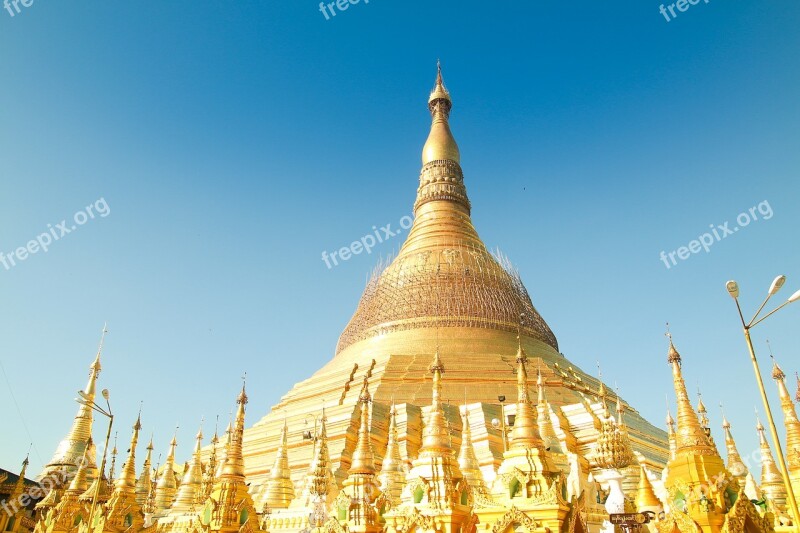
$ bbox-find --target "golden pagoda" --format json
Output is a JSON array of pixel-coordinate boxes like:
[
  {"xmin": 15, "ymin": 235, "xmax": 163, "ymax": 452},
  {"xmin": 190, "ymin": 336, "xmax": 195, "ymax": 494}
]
[
  {"xmin": 39, "ymin": 330, "xmax": 106, "ymax": 487},
  {"xmin": 238, "ymin": 65, "xmax": 669, "ymax": 518},
  {"xmin": 102, "ymin": 415, "xmax": 152, "ymax": 533},
  {"xmin": 30, "ymin": 64, "xmax": 705, "ymax": 533},
  {"xmin": 771, "ymin": 359, "xmax": 800, "ymax": 502}
]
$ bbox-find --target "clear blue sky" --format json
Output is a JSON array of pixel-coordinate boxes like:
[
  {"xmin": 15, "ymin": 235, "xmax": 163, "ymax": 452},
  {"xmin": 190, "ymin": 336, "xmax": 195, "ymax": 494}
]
[{"xmin": 1, "ymin": 0, "xmax": 799, "ymax": 475}]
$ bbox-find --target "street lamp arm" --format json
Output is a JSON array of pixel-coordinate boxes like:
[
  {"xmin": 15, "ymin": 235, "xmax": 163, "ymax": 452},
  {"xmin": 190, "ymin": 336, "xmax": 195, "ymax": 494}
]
[
  {"xmin": 750, "ymin": 299, "xmax": 793, "ymax": 328},
  {"xmin": 747, "ymin": 293, "xmax": 773, "ymax": 328}
]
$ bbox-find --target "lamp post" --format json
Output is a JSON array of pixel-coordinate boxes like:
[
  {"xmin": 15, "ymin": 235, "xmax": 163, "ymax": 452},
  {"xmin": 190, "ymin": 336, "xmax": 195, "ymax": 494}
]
[
  {"xmin": 77, "ymin": 388, "xmax": 113, "ymax": 531},
  {"xmin": 726, "ymin": 276, "xmax": 800, "ymax": 528}
]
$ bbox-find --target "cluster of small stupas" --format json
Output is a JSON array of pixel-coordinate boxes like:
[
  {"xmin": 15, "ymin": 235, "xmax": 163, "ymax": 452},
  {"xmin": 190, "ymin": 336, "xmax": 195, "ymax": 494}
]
[{"xmin": 4, "ymin": 65, "xmax": 800, "ymax": 533}]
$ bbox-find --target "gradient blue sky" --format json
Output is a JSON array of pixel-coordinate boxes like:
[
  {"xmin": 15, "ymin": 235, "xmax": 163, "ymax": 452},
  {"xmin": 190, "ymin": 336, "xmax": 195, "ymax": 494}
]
[{"xmin": 1, "ymin": 0, "xmax": 799, "ymax": 475}]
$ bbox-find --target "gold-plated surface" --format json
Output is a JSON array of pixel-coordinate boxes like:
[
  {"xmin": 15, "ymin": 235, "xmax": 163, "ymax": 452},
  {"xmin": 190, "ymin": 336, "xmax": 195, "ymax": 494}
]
[{"xmin": 758, "ymin": 419, "xmax": 788, "ymax": 511}]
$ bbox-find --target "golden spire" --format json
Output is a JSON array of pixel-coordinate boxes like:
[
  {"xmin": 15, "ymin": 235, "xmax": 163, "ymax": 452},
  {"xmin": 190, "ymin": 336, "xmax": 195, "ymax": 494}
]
[
  {"xmin": 666, "ymin": 407, "xmax": 676, "ymax": 461},
  {"xmin": 696, "ymin": 391, "xmax": 710, "ymax": 432},
  {"xmin": 135, "ymin": 434, "xmax": 153, "ymax": 506},
  {"xmin": 420, "ymin": 348, "xmax": 452, "ymax": 452},
  {"xmin": 221, "ymin": 384, "xmax": 247, "ymax": 480},
  {"xmin": 757, "ymin": 417, "xmax": 788, "ymax": 509},
  {"xmin": 537, "ymin": 368, "xmax": 563, "ymax": 454},
  {"xmin": 378, "ymin": 402, "xmax": 406, "ymax": 502},
  {"xmin": 635, "ymin": 465, "xmax": 662, "ymax": 512},
  {"xmin": 305, "ymin": 405, "xmax": 336, "ymax": 502},
  {"xmin": 264, "ymin": 417, "xmax": 295, "ymax": 508},
  {"xmin": 215, "ymin": 421, "xmax": 232, "ymax": 479},
  {"xmin": 104, "ymin": 416, "xmax": 147, "ymax": 532},
  {"xmin": 117, "ymin": 415, "xmax": 141, "ymax": 490},
  {"xmin": 721, "ymin": 413, "xmax": 748, "ymax": 481},
  {"xmin": 39, "ymin": 325, "xmax": 107, "ymax": 482},
  {"xmin": 771, "ymin": 355, "xmax": 800, "ymax": 474},
  {"xmin": 508, "ymin": 339, "xmax": 544, "ymax": 449},
  {"xmin": 665, "ymin": 331, "xmax": 717, "ymax": 458},
  {"xmin": 350, "ymin": 376, "xmax": 376, "ymax": 474},
  {"xmin": 458, "ymin": 403, "xmax": 488, "ymax": 495},
  {"xmin": 108, "ymin": 432, "xmax": 119, "ymax": 483},
  {"xmin": 11, "ymin": 455, "xmax": 29, "ymax": 500},
  {"xmin": 593, "ymin": 380, "xmax": 633, "ymax": 470},
  {"xmin": 68, "ymin": 448, "xmax": 91, "ymax": 494},
  {"xmin": 153, "ymin": 430, "xmax": 179, "ymax": 514},
  {"xmin": 171, "ymin": 424, "xmax": 204, "ymax": 513},
  {"xmin": 421, "ymin": 61, "xmax": 460, "ymax": 166},
  {"xmin": 201, "ymin": 428, "xmax": 219, "ymax": 501}
]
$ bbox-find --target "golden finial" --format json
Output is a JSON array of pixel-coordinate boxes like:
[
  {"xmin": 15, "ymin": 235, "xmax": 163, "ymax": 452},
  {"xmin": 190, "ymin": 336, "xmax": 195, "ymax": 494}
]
[
  {"xmin": 349, "ymin": 375, "xmax": 376, "ymax": 475},
  {"xmin": 109, "ymin": 431, "xmax": 119, "ymax": 481},
  {"xmin": 795, "ymin": 372, "xmax": 800, "ymax": 403},
  {"xmin": 422, "ymin": 61, "xmax": 459, "ymax": 165},
  {"xmin": 665, "ymin": 322, "xmax": 681, "ymax": 365}
]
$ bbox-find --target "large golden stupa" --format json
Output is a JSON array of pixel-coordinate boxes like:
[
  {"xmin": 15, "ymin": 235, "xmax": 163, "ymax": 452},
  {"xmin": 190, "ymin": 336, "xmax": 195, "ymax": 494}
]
[
  {"xmin": 20, "ymin": 64, "xmax": 798, "ymax": 533},
  {"xmin": 240, "ymin": 64, "xmax": 668, "ymax": 500}
]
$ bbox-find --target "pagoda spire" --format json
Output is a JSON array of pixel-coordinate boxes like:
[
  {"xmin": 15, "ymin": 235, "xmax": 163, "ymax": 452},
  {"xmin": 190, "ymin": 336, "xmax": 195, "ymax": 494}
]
[
  {"xmin": 378, "ymin": 402, "xmax": 406, "ymax": 504},
  {"xmin": 350, "ymin": 376, "xmax": 376, "ymax": 474},
  {"xmin": 299, "ymin": 405, "xmax": 336, "ymax": 508},
  {"xmin": 508, "ymin": 340, "xmax": 544, "ymax": 450},
  {"xmin": 170, "ymin": 424, "xmax": 204, "ymax": 514},
  {"xmin": 135, "ymin": 435, "xmax": 154, "ymax": 506},
  {"xmin": 39, "ymin": 325, "xmax": 107, "ymax": 483},
  {"xmin": 458, "ymin": 403, "xmax": 489, "ymax": 497},
  {"xmin": 665, "ymin": 333, "xmax": 717, "ymax": 457},
  {"xmin": 153, "ymin": 430, "xmax": 179, "ymax": 516},
  {"xmin": 199, "ymin": 382, "xmax": 261, "ymax": 533},
  {"xmin": 103, "ymin": 415, "xmax": 147, "ymax": 533},
  {"xmin": 421, "ymin": 61, "xmax": 460, "ymax": 166},
  {"xmin": 757, "ymin": 417, "xmax": 788, "ymax": 510},
  {"xmin": 537, "ymin": 369, "xmax": 564, "ymax": 454},
  {"xmin": 342, "ymin": 376, "xmax": 382, "ymax": 533},
  {"xmin": 771, "ymin": 357, "xmax": 800, "ymax": 482},
  {"xmin": 215, "ymin": 421, "xmax": 232, "ymax": 479},
  {"xmin": 721, "ymin": 413, "xmax": 748, "ymax": 482},
  {"xmin": 220, "ymin": 384, "xmax": 247, "ymax": 480},
  {"xmin": 666, "ymin": 409, "xmax": 676, "ymax": 461},
  {"xmin": 264, "ymin": 418, "xmax": 295, "ymax": 509}
]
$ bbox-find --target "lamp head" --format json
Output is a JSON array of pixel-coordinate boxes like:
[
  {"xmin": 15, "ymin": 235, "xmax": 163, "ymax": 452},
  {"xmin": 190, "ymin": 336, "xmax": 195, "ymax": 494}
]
[
  {"xmin": 789, "ymin": 289, "xmax": 800, "ymax": 303},
  {"xmin": 101, "ymin": 389, "xmax": 110, "ymax": 401},
  {"xmin": 769, "ymin": 275, "xmax": 787, "ymax": 296},
  {"xmin": 726, "ymin": 280, "xmax": 739, "ymax": 299}
]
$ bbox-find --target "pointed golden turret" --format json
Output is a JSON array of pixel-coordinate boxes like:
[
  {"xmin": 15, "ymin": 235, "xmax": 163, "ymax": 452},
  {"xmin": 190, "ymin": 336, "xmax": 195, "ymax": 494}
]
[
  {"xmin": 201, "ymin": 430, "xmax": 219, "ymax": 502},
  {"xmin": 421, "ymin": 61, "xmax": 460, "ymax": 167},
  {"xmin": 696, "ymin": 392, "xmax": 710, "ymax": 434},
  {"xmin": 771, "ymin": 358, "xmax": 800, "ymax": 482},
  {"xmin": 350, "ymin": 377, "xmax": 377, "ymax": 475},
  {"xmin": 536, "ymin": 369, "xmax": 563, "ymax": 455},
  {"xmin": 666, "ymin": 337, "xmax": 717, "ymax": 457},
  {"xmin": 298, "ymin": 407, "xmax": 337, "ymax": 508},
  {"xmin": 263, "ymin": 418, "xmax": 294, "ymax": 509},
  {"xmin": 39, "ymin": 328, "xmax": 107, "ymax": 484},
  {"xmin": 635, "ymin": 465, "xmax": 662, "ymax": 514},
  {"xmin": 420, "ymin": 349, "xmax": 452, "ymax": 453},
  {"xmin": 198, "ymin": 383, "xmax": 262, "ymax": 533},
  {"xmin": 169, "ymin": 425, "xmax": 204, "ymax": 514},
  {"xmin": 377, "ymin": 403, "xmax": 405, "ymax": 504},
  {"xmin": 11, "ymin": 455, "xmax": 29, "ymax": 500},
  {"xmin": 721, "ymin": 416, "xmax": 748, "ymax": 482},
  {"xmin": 757, "ymin": 418, "xmax": 788, "ymax": 510},
  {"xmin": 43, "ymin": 447, "xmax": 92, "ymax": 533},
  {"xmin": 666, "ymin": 409, "xmax": 676, "ymax": 461},
  {"xmin": 342, "ymin": 377, "xmax": 382, "ymax": 533},
  {"xmin": 509, "ymin": 343, "xmax": 544, "ymax": 450},
  {"xmin": 214, "ymin": 422, "xmax": 232, "ymax": 479},
  {"xmin": 153, "ymin": 432, "xmax": 178, "ymax": 516},
  {"xmin": 135, "ymin": 436, "xmax": 154, "ymax": 507},
  {"xmin": 593, "ymin": 381, "xmax": 633, "ymax": 471},
  {"xmin": 457, "ymin": 403, "xmax": 488, "ymax": 498},
  {"xmin": 662, "ymin": 333, "xmax": 729, "ymax": 532},
  {"xmin": 103, "ymin": 415, "xmax": 147, "ymax": 533}
]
